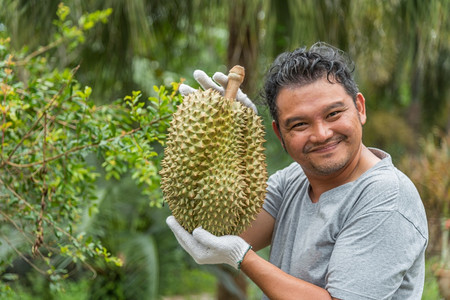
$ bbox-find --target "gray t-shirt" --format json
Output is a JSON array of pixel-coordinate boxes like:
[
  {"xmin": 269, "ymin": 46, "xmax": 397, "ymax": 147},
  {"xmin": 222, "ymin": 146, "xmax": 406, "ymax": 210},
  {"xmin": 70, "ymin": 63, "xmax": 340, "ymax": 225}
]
[{"xmin": 262, "ymin": 149, "xmax": 428, "ymax": 299}]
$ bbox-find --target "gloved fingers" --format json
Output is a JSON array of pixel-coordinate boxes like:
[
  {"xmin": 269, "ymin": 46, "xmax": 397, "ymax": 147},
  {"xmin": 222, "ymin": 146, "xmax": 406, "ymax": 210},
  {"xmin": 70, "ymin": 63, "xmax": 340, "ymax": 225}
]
[
  {"xmin": 166, "ymin": 215, "xmax": 182, "ymax": 230},
  {"xmin": 212, "ymin": 72, "xmax": 229, "ymax": 89},
  {"xmin": 190, "ymin": 69, "xmax": 258, "ymax": 114},
  {"xmin": 237, "ymin": 91, "xmax": 258, "ymax": 114},
  {"xmin": 213, "ymin": 72, "xmax": 258, "ymax": 114},
  {"xmin": 194, "ymin": 70, "xmax": 224, "ymax": 94},
  {"xmin": 179, "ymin": 83, "xmax": 197, "ymax": 96},
  {"xmin": 166, "ymin": 216, "xmax": 204, "ymax": 255},
  {"xmin": 166, "ymin": 216, "xmax": 191, "ymax": 246},
  {"xmin": 192, "ymin": 227, "xmax": 220, "ymax": 249}
]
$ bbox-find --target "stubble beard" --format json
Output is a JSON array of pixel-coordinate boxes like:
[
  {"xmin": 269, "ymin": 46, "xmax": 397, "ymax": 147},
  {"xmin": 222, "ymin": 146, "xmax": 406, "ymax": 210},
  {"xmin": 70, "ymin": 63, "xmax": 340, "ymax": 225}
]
[
  {"xmin": 306, "ymin": 156, "xmax": 349, "ymax": 176},
  {"xmin": 303, "ymin": 135, "xmax": 350, "ymax": 176}
]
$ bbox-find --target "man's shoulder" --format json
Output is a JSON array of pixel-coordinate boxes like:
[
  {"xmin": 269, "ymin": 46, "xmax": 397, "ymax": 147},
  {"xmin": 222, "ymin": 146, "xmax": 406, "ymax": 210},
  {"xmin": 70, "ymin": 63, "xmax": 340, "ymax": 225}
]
[
  {"xmin": 266, "ymin": 162, "xmax": 308, "ymax": 203},
  {"xmin": 270, "ymin": 162, "xmax": 305, "ymax": 182},
  {"xmin": 281, "ymin": 161, "xmax": 303, "ymax": 172},
  {"xmin": 360, "ymin": 154, "xmax": 420, "ymax": 202},
  {"xmin": 352, "ymin": 154, "xmax": 428, "ymax": 239}
]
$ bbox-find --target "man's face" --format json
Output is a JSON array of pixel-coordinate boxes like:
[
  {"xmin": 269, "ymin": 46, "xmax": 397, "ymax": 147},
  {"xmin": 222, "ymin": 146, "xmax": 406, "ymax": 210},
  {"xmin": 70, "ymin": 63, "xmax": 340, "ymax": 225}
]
[{"xmin": 272, "ymin": 77, "xmax": 367, "ymax": 178}]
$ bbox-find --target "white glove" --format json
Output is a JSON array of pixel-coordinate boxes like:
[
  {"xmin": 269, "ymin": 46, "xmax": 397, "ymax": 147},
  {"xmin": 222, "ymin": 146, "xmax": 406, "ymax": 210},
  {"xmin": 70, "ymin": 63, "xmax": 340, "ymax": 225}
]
[
  {"xmin": 166, "ymin": 216, "xmax": 252, "ymax": 270},
  {"xmin": 179, "ymin": 70, "xmax": 258, "ymax": 114}
]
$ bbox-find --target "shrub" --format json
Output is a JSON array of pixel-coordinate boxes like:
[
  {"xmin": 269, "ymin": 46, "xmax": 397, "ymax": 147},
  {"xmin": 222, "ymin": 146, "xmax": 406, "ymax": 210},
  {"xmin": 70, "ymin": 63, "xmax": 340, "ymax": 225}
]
[
  {"xmin": 0, "ymin": 3, "xmax": 181, "ymax": 295},
  {"xmin": 400, "ymin": 130, "xmax": 449, "ymax": 255}
]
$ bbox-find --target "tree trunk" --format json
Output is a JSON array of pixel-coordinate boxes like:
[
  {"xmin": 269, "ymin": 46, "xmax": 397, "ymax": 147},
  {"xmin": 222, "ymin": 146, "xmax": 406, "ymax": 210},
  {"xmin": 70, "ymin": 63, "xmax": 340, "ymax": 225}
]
[{"xmin": 226, "ymin": 1, "xmax": 262, "ymax": 96}]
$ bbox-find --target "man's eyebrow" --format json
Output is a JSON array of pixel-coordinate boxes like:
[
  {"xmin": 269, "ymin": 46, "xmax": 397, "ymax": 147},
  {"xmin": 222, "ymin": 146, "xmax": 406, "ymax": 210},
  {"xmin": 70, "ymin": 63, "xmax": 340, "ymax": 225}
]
[
  {"xmin": 325, "ymin": 101, "xmax": 346, "ymax": 111},
  {"xmin": 283, "ymin": 116, "xmax": 302, "ymax": 127}
]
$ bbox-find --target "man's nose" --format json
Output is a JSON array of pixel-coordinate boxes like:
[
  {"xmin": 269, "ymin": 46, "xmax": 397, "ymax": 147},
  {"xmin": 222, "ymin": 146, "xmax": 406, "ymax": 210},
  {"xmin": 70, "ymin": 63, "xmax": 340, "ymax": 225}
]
[{"xmin": 310, "ymin": 122, "xmax": 332, "ymax": 143}]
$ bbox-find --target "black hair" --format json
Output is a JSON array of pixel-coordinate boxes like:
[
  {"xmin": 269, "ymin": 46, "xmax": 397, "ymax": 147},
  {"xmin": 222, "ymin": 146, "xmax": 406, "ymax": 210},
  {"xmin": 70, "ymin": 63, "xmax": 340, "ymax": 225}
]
[{"xmin": 263, "ymin": 42, "xmax": 359, "ymax": 125}]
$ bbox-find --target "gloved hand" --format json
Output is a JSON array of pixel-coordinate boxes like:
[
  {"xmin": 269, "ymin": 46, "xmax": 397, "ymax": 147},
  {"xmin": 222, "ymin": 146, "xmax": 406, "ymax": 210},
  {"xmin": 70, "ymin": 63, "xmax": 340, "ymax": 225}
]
[
  {"xmin": 179, "ymin": 69, "xmax": 258, "ymax": 113},
  {"xmin": 166, "ymin": 216, "xmax": 252, "ymax": 270}
]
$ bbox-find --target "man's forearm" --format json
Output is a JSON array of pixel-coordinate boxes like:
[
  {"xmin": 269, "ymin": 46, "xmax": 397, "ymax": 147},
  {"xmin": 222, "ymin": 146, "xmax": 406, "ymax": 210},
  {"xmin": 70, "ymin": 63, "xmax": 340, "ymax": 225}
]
[{"xmin": 240, "ymin": 250, "xmax": 334, "ymax": 300}]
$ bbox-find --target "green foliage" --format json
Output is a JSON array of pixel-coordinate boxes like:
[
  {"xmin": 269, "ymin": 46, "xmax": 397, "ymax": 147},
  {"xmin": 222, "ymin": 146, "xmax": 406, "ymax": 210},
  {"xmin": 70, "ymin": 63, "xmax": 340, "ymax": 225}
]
[
  {"xmin": 400, "ymin": 131, "xmax": 450, "ymax": 219},
  {"xmin": 80, "ymin": 175, "xmax": 165, "ymax": 300},
  {"xmin": 4, "ymin": 276, "xmax": 91, "ymax": 300},
  {"xmin": 50, "ymin": 3, "xmax": 112, "ymax": 54},
  {"xmin": 362, "ymin": 110, "xmax": 416, "ymax": 162},
  {"xmin": 259, "ymin": 109, "xmax": 293, "ymax": 175},
  {"xmin": 423, "ymin": 257, "xmax": 444, "ymax": 300},
  {"xmin": 400, "ymin": 130, "xmax": 450, "ymax": 258},
  {"xmin": 0, "ymin": 3, "xmax": 181, "ymax": 294},
  {"xmin": 161, "ymin": 267, "xmax": 216, "ymax": 297}
]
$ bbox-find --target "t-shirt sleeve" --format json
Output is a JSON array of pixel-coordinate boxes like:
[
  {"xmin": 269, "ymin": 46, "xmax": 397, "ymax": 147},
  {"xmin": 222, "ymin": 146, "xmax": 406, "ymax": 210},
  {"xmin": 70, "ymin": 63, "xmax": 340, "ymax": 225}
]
[
  {"xmin": 262, "ymin": 170, "xmax": 285, "ymax": 219},
  {"xmin": 326, "ymin": 210, "xmax": 427, "ymax": 299}
]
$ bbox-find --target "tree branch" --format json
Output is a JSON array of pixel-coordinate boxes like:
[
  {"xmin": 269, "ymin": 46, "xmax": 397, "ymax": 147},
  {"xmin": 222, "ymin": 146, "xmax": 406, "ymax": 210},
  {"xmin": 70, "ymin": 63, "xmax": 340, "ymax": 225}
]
[
  {"xmin": 4, "ymin": 113, "xmax": 170, "ymax": 168},
  {"xmin": 3, "ymin": 65, "xmax": 80, "ymax": 164},
  {"xmin": 0, "ymin": 233, "xmax": 48, "ymax": 276},
  {"xmin": 15, "ymin": 37, "xmax": 65, "ymax": 67}
]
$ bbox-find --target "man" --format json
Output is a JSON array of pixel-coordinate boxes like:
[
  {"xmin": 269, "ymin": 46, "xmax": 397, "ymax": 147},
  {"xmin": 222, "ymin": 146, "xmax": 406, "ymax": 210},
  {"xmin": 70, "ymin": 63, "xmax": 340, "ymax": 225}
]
[{"xmin": 166, "ymin": 43, "xmax": 428, "ymax": 299}]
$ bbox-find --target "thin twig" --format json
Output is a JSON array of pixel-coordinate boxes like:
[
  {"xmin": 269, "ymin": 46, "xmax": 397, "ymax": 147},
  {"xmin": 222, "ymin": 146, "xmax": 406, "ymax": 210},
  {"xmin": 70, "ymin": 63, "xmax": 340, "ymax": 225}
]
[
  {"xmin": 1, "ymin": 210, "xmax": 98, "ymax": 279},
  {"xmin": 0, "ymin": 209, "xmax": 49, "ymax": 260},
  {"xmin": 5, "ymin": 127, "xmax": 140, "ymax": 168},
  {"xmin": 1, "ymin": 74, "xmax": 9, "ymax": 160},
  {"xmin": 47, "ymin": 115, "xmax": 78, "ymax": 130},
  {"xmin": 7, "ymin": 104, "xmax": 118, "ymax": 162},
  {"xmin": 5, "ymin": 113, "xmax": 170, "ymax": 168},
  {"xmin": 0, "ymin": 210, "xmax": 35, "ymax": 246},
  {"xmin": 4, "ymin": 65, "xmax": 80, "ymax": 164},
  {"xmin": 15, "ymin": 37, "xmax": 65, "ymax": 67},
  {"xmin": 0, "ymin": 177, "xmax": 71, "ymax": 242},
  {"xmin": 0, "ymin": 233, "xmax": 47, "ymax": 276},
  {"xmin": 32, "ymin": 113, "xmax": 48, "ymax": 256}
]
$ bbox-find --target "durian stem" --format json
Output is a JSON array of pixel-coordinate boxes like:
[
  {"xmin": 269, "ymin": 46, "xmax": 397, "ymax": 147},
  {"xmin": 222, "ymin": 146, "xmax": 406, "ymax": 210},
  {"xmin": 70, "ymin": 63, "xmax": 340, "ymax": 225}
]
[{"xmin": 224, "ymin": 65, "xmax": 245, "ymax": 100}]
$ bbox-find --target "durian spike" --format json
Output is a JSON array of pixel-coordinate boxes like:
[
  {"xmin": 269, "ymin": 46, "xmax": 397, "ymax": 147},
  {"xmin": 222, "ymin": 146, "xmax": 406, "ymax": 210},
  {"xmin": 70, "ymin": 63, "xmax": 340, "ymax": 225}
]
[{"xmin": 224, "ymin": 65, "xmax": 245, "ymax": 100}]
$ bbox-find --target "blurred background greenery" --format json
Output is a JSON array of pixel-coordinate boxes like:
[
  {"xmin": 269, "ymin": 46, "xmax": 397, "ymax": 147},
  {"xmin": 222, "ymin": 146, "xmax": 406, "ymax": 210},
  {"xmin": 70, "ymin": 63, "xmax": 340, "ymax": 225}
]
[{"xmin": 0, "ymin": 0, "xmax": 449, "ymax": 299}]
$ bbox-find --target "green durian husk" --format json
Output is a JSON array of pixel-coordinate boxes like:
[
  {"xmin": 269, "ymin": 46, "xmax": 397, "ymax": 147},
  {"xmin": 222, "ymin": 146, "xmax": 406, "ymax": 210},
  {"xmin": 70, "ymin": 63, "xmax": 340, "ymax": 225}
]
[{"xmin": 160, "ymin": 89, "xmax": 267, "ymax": 236}]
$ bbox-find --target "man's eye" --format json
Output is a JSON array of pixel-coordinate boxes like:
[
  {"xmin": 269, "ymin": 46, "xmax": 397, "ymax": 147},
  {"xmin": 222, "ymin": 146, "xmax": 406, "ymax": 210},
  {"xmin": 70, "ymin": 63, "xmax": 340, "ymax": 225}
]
[
  {"xmin": 292, "ymin": 122, "xmax": 307, "ymax": 129},
  {"xmin": 328, "ymin": 111, "xmax": 341, "ymax": 118}
]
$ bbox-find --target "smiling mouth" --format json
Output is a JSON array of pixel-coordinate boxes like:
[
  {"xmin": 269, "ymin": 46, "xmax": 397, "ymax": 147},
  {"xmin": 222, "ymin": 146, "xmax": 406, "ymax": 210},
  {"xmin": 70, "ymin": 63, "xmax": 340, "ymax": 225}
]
[{"xmin": 305, "ymin": 137, "xmax": 345, "ymax": 154}]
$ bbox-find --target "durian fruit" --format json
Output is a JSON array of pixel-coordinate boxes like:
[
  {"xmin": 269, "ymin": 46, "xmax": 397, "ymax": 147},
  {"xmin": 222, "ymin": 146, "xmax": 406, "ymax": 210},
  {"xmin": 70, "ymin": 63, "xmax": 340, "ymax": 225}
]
[{"xmin": 160, "ymin": 66, "xmax": 267, "ymax": 236}]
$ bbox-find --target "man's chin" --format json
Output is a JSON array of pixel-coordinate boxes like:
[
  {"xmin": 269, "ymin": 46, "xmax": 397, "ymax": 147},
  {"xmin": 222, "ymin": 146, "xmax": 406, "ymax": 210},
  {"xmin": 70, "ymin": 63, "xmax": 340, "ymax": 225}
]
[{"xmin": 308, "ymin": 159, "xmax": 348, "ymax": 176}]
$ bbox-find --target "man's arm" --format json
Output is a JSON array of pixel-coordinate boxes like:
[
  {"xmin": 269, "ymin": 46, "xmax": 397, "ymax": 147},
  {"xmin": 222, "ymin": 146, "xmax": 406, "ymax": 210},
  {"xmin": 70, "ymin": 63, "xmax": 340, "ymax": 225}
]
[
  {"xmin": 239, "ymin": 209, "xmax": 275, "ymax": 251},
  {"xmin": 231, "ymin": 209, "xmax": 338, "ymax": 299},
  {"xmin": 241, "ymin": 250, "xmax": 337, "ymax": 300},
  {"xmin": 238, "ymin": 209, "xmax": 339, "ymax": 299},
  {"xmin": 167, "ymin": 216, "xmax": 340, "ymax": 299}
]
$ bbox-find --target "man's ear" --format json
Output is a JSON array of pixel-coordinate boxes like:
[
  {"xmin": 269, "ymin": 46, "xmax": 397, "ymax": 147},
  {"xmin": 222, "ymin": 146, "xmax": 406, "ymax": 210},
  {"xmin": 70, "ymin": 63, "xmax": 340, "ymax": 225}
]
[
  {"xmin": 355, "ymin": 93, "xmax": 367, "ymax": 125},
  {"xmin": 272, "ymin": 121, "xmax": 286, "ymax": 150}
]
